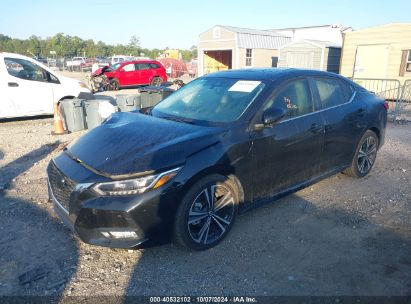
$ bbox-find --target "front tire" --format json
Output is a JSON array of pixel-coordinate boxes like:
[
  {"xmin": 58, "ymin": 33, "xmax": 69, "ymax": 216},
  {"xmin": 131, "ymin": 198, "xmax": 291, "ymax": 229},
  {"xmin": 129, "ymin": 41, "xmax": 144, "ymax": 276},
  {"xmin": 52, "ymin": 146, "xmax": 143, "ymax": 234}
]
[
  {"xmin": 174, "ymin": 174, "xmax": 238, "ymax": 250},
  {"xmin": 110, "ymin": 78, "xmax": 119, "ymax": 91},
  {"xmin": 344, "ymin": 130, "xmax": 379, "ymax": 178}
]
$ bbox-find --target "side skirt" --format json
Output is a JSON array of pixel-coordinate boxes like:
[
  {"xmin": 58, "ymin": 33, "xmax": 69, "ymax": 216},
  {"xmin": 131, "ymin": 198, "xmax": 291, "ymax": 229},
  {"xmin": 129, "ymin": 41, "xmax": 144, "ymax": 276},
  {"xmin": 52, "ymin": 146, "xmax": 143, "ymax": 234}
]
[{"xmin": 239, "ymin": 164, "xmax": 349, "ymax": 214}]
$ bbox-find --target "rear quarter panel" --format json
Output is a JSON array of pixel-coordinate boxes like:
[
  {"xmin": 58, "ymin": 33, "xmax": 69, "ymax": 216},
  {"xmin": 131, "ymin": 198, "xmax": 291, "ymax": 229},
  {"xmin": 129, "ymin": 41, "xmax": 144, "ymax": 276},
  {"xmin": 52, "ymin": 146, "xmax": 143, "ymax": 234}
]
[{"xmin": 361, "ymin": 90, "xmax": 387, "ymax": 147}]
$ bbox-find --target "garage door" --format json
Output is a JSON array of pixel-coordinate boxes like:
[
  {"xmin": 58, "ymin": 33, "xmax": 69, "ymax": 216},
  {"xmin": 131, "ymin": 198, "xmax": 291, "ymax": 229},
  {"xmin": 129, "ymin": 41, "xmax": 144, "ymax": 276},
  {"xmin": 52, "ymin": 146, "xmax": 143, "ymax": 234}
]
[
  {"xmin": 203, "ymin": 50, "xmax": 232, "ymax": 75},
  {"xmin": 354, "ymin": 44, "xmax": 390, "ymax": 78},
  {"xmin": 286, "ymin": 52, "xmax": 314, "ymax": 69}
]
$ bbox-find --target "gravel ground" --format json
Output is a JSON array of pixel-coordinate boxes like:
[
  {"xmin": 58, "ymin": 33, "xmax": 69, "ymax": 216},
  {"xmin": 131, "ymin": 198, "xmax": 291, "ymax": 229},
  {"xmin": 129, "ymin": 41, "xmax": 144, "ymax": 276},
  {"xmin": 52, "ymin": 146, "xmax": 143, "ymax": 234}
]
[{"xmin": 0, "ymin": 117, "xmax": 410, "ymax": 297}]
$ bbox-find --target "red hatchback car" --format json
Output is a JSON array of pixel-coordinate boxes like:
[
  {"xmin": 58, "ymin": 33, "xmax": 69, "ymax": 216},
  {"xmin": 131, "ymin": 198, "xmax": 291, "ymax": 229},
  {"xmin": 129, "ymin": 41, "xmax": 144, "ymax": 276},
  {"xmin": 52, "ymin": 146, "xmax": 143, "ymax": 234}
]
[{"xmin": 103, "ymin": 60, "xmax": 167, "ymax": 89}]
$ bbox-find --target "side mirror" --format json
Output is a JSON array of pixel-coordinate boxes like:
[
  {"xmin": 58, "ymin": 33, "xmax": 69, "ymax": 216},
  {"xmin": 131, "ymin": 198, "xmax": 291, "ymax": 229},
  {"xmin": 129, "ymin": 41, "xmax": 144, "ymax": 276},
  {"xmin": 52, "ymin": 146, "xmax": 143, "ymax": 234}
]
[
  {"xmin": 262, "ymin": 107, "xmax": 288, "ymax": 126},
  {"xmin": 119, "ymin": 68, "xmax": 125, "ymax": 73}
]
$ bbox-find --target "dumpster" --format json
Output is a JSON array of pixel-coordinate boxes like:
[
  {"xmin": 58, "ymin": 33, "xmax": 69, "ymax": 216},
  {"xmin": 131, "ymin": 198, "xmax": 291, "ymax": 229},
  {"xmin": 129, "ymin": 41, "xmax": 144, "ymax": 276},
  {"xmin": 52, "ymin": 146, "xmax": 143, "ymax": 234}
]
[
  {"xmin": 60, "ymin": 98, "xmax": 86, "ymax": 132},
  {"xmin": 115, "ymin": 94, "xmax": 141, "ymax": 112},
  {"xmin": 84, "ymin": 100, "xmax": 117, "ymax": 130},
  {"xmin": 138, "ymin": 86, "xmax": 174, "ymax": 109}
]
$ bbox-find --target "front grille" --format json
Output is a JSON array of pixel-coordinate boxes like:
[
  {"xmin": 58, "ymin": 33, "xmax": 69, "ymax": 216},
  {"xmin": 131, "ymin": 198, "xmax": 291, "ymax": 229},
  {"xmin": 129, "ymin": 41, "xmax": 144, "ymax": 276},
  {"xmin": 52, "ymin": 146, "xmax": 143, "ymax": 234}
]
[{"xmin": 47, "ymin": 161, "xmax": 77, "ymax": 211}]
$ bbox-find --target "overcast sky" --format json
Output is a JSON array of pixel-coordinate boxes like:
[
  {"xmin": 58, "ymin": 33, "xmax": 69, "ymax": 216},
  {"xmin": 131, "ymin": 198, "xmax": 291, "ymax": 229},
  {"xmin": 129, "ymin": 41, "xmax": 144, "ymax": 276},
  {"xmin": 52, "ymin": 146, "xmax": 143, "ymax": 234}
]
[{"xmin": 1, "ymin": 0, "xmax": 410, "ymax": 49}]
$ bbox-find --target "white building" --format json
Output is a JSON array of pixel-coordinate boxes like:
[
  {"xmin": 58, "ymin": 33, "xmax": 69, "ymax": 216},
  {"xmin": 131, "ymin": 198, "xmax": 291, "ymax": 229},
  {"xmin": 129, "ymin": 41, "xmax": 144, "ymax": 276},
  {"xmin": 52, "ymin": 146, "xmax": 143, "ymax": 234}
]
[
  {"xmin": 274, "ymin": 24, "xmax": 353, "ymax": 46},
  {"xmin": 198, "ymin": 25, "xmax": 291, "ymax": 76}
]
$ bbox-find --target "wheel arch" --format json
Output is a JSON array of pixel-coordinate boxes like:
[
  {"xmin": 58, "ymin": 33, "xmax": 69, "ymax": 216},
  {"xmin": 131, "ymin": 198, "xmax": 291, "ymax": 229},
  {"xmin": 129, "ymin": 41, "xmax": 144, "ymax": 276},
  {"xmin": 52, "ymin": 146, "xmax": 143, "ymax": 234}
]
[
  {"xmin": 57, "ymin": 95, "xmax": 75, "ymax": 105},
  {"xmin": 369, "ymin": 126, "xmax": 380, "ymax": 147},
  {"xmin": 150, "ymin": 75, "xmax": 163, "ymax": 84},
  {"xmin": 180, "ymin": 165, "xmax": 245, "ymax": 206}
]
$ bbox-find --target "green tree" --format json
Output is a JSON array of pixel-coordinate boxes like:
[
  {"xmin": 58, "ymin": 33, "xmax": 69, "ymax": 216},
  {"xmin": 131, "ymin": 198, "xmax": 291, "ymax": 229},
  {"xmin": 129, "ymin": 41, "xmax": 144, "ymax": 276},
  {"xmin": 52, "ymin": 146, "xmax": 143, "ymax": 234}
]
[
  {"xmin": 0, "ymin": 32, "xmax": 198, "ymax": 63},
  {"xmin": 128, "ymin": 35, "xmax": 140, "ymax": 56},
  {"xmin": 28, "ymin": 35, "xmax": 41, "ymax": 56}
]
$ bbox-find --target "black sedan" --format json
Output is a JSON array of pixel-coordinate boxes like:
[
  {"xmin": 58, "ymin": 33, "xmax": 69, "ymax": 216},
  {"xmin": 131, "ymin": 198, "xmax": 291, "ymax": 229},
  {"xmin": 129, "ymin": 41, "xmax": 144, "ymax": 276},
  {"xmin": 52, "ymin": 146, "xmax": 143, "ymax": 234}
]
[{"xmin": 47, "ymin": 68, "xmax": 387, "ymax": 250}]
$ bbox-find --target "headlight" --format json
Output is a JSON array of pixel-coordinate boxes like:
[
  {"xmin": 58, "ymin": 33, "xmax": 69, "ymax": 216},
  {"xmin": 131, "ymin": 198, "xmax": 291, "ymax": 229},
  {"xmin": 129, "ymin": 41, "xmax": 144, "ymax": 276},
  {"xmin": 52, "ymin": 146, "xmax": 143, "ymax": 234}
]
[{"xmin": 91, "ymin": 167, "xmax": 181, "ymax": 196}]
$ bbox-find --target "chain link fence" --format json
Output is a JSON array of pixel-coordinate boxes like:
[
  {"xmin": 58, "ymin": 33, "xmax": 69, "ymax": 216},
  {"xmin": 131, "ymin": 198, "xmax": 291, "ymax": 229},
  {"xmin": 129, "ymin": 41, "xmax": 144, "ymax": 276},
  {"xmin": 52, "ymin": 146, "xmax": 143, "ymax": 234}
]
[{"xmin": 44, "ymin": 57, "xmax": 108, "ymax": 73}]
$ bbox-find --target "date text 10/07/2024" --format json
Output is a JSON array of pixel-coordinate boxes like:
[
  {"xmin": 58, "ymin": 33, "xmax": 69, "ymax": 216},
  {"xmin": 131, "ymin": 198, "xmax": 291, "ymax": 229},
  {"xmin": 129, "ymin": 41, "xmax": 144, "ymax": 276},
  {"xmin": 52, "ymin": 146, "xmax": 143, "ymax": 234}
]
[{"xmin": 149, "ymin": 296, "xmax": 257, "ymax": 303}]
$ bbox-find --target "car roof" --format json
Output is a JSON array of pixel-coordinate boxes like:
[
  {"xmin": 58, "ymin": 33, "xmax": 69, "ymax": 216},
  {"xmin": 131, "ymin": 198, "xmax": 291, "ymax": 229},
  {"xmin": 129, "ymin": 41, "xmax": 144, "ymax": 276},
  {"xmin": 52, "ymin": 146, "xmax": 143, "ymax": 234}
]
[
  {"xmin": 204, "ymin": 68, "xmax": 348, "ymax": 82},
  {"xmin": 0, "ymin": 52, "xmax": 34, "ymax": 60},
  {"xmin": 118, "ymin": 60, "xmax": 160, "ymax": 65}
]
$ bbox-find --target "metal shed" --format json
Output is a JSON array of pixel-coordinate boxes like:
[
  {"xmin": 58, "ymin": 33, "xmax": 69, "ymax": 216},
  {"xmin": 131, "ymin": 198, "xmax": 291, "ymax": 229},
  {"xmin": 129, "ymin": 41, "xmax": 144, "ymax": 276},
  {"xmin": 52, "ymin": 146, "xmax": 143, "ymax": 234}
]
[
  {"xmin": 339, "ymin": 23, "xmax": 411, "ymax": 82},
  {"xmin": 198, "ymin": 25, "xmax": 291, "ymax": 76},
  {"xmin": 278, "ymin": 40, "xmax": 341, "ymax": 73}
]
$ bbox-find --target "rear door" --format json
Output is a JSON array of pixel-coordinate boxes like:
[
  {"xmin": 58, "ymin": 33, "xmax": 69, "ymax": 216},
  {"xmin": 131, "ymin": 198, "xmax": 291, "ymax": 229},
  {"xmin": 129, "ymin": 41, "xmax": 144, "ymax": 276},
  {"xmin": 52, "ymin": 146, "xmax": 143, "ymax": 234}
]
[
  {"xmin": 310, "ymin": 77, "xmax": 366, "ymax": 172},
  {"xmin": 3, "ymin": 56, "xmax": 54, "ymax": 116},
  {"xmin": 150, "ymin": 62, "xmax": 165, "ymax": 80},
  {"xmin": 135, "ymin": 63, "xmax": 152, "ymax": 85},
  {"xmin": 251, "ymin": 78, "xmax": 325, "ymax": 200}
]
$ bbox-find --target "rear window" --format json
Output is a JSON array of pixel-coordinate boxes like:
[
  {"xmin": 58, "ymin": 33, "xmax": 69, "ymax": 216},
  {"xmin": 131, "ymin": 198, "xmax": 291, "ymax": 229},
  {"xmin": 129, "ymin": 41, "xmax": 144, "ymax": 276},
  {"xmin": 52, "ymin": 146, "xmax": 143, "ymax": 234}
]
[
  {"xmin": 149, "ymin": 63, "xmax": 160, "ymax": 69},
  {"xmin": 313, "ymin": 77, "xmax": 351, "ymax": 109},
  {"xmin": 339, "ymin": 80, "xmax": 354, "ymax": 100},
  {"xmin": 136, "ymin": 63, "xmax": 151, "ymax": 70}
]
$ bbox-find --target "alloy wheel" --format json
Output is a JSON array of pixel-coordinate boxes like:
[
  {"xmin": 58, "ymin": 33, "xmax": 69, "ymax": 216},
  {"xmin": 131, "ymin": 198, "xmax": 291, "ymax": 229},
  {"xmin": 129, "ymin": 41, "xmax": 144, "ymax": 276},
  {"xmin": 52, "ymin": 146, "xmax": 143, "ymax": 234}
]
[
  {"xmin": 110, "ymin": 79, "xmax": 119, "ymax": 91},
  {"xmin": 357, "ymin": 136, "xmax": 377, "ymax": 174},
  {"xmin": 152, "ymin": 77, "xmax": 162, "ymax": 86},
  {"xmin": 187, "ymin": 184, "xmax": 235, "ymax": 245}
]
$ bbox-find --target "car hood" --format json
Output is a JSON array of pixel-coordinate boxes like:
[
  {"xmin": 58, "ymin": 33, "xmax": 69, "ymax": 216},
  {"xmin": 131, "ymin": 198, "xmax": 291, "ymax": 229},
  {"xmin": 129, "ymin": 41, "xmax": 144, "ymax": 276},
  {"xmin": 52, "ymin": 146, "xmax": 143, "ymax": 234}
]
[
  {"xmin": 65, "ymin": 112, "xmax": 222, "ymax": 177},
  {"xmin": 92, "ymin": 65, "xmax": 111, "ymax": 77},
  {"xmin": 58, "ymin": 75, "xmax": 91, "ymax": 93}
]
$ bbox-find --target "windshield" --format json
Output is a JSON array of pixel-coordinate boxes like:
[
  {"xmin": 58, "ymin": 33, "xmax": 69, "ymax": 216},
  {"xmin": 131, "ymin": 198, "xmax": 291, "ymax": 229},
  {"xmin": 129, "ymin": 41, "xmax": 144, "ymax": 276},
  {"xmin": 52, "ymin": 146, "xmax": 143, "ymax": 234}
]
[
  {"xmin": 111, "ymin": 63, "xmax": 121, "ymax": 70},
  {"xmin": 152, "ymin": 77, "xmax": 266, "ymax": 123}
]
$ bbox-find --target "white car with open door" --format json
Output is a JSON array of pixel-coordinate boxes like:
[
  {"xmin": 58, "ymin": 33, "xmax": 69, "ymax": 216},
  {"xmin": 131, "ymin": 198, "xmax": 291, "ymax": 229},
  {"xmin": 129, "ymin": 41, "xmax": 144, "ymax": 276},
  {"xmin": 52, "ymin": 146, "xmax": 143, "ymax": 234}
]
[{"xmin": 0, "ymin": 52, "xmax": 93, "ymax": 119}]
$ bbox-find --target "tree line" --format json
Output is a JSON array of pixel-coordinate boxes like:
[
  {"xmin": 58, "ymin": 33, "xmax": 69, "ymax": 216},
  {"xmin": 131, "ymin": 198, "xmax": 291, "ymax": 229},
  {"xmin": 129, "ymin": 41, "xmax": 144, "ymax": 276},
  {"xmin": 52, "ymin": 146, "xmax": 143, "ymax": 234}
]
[{"xmin": 0, "ymin": 33, "xmax": 197, "ymax": 61}]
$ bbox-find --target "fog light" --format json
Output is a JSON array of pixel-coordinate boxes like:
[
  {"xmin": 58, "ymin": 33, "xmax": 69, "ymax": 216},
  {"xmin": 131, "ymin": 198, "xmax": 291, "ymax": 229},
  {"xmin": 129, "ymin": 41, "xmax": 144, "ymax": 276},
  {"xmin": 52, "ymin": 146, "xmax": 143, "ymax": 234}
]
[{"xmin": 101, "ymin": 231, "xmax": 138, "ymax": 239}]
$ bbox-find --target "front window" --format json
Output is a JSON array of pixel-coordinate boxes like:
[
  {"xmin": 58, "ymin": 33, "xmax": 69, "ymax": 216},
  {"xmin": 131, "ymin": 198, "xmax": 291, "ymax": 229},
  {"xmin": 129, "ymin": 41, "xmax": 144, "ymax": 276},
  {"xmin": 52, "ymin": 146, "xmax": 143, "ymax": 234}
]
[
  {"xmin": 153, "ymin": 77, "xmax": 266, "ymax": 123},
  {"xmin": 264, "ymin": 79, "xmax": 313, "ymax": 119},
  {"xmin": 5, "ymin": 57, "xmax": 48, "ymax": 82},
  {"xmin": 122, "ymin": 63, "xmax": 135, "ymax": 72}
]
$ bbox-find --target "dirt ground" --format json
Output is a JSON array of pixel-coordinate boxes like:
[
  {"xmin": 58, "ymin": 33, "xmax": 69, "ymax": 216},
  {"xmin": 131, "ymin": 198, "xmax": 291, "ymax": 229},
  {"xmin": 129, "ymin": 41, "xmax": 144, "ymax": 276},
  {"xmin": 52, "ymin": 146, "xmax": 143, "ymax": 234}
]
[{"xmin": 0, "ymin": 116, "xmax": 410, "ymax": 297}]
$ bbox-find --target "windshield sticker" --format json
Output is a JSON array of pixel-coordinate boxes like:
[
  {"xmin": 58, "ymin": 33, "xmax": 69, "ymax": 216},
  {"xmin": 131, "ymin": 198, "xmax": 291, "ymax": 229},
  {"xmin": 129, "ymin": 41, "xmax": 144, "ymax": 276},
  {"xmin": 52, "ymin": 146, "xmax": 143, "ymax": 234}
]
[{"xmin": 228, "ymin": 80, "xmax": 261, "ymax": 92}]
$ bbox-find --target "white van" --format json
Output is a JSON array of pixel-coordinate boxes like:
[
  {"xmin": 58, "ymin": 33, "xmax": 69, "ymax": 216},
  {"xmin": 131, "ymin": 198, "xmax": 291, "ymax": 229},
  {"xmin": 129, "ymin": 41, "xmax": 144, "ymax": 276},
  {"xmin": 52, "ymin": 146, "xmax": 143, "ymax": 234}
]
[
  {"xmin": 110, "ymin": 55, "xmax": 135, "ymax": 65},
  {"xmin": 0, "ymin": 52, "xmax": 93, "ymax": 119}
]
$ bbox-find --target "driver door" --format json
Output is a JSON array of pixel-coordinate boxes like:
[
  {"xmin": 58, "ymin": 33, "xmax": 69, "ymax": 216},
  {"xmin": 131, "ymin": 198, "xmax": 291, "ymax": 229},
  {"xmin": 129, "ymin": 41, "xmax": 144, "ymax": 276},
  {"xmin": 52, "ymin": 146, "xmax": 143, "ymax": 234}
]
[
  {"xmin": 250, "ymin": 78, "xmax": 325, "ymax": 201},
  {"xmin": 3, "ymin": 57, "xmax": 54, "ymax": 116},
  {"xmin": 118, "ymin": 63, "xmax": 137, "ymax": 86}
]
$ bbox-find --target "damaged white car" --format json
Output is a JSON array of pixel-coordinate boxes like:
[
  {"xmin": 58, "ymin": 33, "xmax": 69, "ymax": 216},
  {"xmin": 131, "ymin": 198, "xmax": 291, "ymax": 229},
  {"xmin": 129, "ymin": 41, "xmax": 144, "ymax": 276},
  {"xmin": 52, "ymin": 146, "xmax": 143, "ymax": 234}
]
[{"xmin": 0, "ymin": 52, "xmax": 92, "ymax": 119}]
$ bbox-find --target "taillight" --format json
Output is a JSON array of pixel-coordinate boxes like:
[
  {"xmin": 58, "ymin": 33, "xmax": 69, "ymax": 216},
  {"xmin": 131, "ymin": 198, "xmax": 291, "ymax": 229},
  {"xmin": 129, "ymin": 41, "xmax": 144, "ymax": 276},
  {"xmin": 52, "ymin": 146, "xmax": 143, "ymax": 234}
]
[{"xmin": 383, "ymin": 101, "xmax": 389, "ymax": 110}]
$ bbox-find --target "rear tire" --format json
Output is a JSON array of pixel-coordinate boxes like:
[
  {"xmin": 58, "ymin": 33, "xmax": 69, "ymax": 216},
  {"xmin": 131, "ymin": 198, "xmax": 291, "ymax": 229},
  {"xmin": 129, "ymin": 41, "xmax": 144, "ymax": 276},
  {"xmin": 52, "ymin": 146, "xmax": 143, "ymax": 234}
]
[
  {"xmin": 174, "ymin": 174, "xmax": 239, "ymax": 250},
  {"xmin": 150, "ymin": 77, "xmax": 162, "ymax": 87},
  {"xmin": 344, "ymin": 130, "xmax": 379, "ymax": 178}
]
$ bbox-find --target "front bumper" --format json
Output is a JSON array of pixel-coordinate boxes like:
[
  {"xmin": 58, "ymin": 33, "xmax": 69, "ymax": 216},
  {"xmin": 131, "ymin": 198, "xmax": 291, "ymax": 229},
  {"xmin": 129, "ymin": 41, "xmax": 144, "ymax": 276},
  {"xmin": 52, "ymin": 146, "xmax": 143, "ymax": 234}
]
[{"xmin": 47, "ymin": 155, "xmax": 181, "ymax": 249}]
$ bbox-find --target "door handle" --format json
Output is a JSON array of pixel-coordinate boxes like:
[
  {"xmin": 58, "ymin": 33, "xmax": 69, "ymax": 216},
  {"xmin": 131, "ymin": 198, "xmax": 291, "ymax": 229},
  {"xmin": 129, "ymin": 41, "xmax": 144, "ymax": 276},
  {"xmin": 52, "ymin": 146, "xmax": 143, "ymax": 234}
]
[
  {"xmin": 8, "ymin": 82, "xmax": 19, "ymax": 87},
  {"xmin": 309, "ymin": 123, "xmax": 323, "ymax": 134}
]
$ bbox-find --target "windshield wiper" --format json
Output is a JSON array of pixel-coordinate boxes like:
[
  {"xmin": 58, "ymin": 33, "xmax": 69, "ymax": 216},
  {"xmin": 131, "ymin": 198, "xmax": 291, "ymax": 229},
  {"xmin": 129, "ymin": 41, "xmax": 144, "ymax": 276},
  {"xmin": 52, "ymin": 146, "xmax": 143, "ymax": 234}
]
[{"xmin": 163, "ymin": 116, "xmax": 196, "ymax": 125}]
